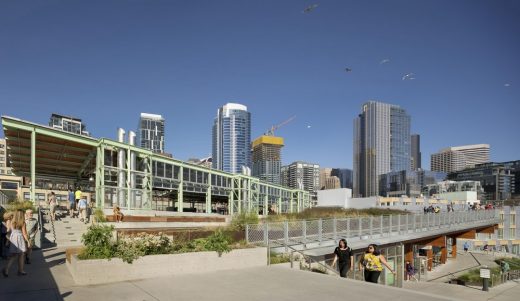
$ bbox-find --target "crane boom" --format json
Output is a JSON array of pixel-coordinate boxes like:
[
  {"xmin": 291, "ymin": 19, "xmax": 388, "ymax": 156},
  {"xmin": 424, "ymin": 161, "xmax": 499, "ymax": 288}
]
[{"xmin": 266, "ymin": 115, "xmax": 296, "ymax": 136}]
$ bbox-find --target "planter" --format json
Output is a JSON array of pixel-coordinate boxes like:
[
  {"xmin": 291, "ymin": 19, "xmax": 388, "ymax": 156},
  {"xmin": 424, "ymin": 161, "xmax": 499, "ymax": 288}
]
[{"xmin": 67, "ymin": 247, "xmax": 267, "ymax": 285}]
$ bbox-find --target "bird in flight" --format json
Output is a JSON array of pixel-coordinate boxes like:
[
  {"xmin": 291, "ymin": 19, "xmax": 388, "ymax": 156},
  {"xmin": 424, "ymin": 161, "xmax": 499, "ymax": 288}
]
[
  {"xmin": 303, "ymin": 4, "xmax": 319, "ymax": 13},
  {"xmin": 504, "ymin": 83, "xmax": 511, "ymax": 87},
  {"xmin": 307, "ymin": 125, "xmax": 312, "ymax": 129},
  {"xmin": 402, "ymin": 73, "xmax": 415, "ymax": 80},
  {"xmin": 345, "ymin": 67, "xmax": 352, "ymax": 72},
  {"xmin": 380, "ymin": 59, "xmax": 390, "ymax": 65}
]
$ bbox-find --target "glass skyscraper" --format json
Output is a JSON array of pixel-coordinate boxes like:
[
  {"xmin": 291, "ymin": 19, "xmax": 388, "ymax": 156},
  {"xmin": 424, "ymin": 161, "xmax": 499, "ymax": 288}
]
[
  {"xmin": 353, "ymin": 101, "xmax": 411, "ymax": 197},
  {"xmin": 212, "ymin": 103, "xmax": 251, "ymax": 174},
  {"xmin": 137, "ymin": 113, "xmax": 165, "ymax": 153}
]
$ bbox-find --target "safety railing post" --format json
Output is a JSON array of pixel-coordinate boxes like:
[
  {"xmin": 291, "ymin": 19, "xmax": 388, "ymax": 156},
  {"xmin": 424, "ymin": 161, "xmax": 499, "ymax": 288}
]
[
  {"xmin": 246, "ymin": 224, "xmax": 250, "ymax": 244},
  {"xmin": 358, "ymin": 217, "xmax": 362, "ymax": 238},
  {"xmin": 302, "ymin": 220, "xmax": 307, "ymax": 247},
  {"xmin": 284, "ymin": 221, "xmax": 289, "ymax": 252},
  {"xmin": 333, "ymin": 217, "xmax": 337, "ymax": 242},
  {"xmin": 406, "ymin": 214, "xmax": 409, "ymax": 233},
  {"xmin": 389, "ymin": 215, "xmax": 393, "ymax": 236},
  {"xmin": 380, "ymin": 215, "xmax": 384, "ymax": 236},
  {"xmin": 318, "ymin": 218, "xmax": 323, "ymax": 245},
  {"xmin": 398, "ymin": 214, "xmax": 401, "ymax": 235},
  {"xmin": 369, "ymin": 216, "xmax": 373, "ymax": 238}
]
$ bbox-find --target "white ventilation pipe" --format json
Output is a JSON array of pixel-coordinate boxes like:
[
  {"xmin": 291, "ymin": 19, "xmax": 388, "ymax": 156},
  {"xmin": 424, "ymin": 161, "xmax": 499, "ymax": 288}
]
[
  {"xmin": 128, "ymin": 131, "xmax": 137, "ymax": 208},
  {"xmin": 117, "ymin": 128, "xmax": 126, "ymax": 143}
]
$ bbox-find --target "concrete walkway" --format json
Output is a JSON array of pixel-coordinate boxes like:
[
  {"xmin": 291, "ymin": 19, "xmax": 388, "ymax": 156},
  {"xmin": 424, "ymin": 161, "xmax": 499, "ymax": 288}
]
[{"xmin": 1, "ymin": 247, "xmax": 518, "ymax": 301}]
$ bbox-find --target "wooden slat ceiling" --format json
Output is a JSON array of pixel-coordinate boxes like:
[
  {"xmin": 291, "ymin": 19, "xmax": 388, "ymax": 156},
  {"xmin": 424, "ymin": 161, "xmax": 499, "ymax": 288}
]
[{"xmin": 4, "ymin": 128, "xmax": 95, "ymax": 178}]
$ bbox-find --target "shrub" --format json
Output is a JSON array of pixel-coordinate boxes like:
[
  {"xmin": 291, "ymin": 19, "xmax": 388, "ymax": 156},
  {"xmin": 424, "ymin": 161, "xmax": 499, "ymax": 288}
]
[
  {"xmin": 202, "ymin": 228, "xmax": 231, "ymax": 256},
  {"xmin": 7, "ymin": 200, "xmax": 36, "ymax": 212},
  {"xmin": 115, "ymin": 232, "xmax": 172, "ymax": 263},
  {"xmin": 93, "ymin": 208, "xmax": 107, "ymax": 223},
  {"xmin": 78, "ymin": 224, "xmax": 115, "ymax": 260},
  {"xmin": 270, "ymin": 252, "xmax": 291, "ymax": 264},
  {"xmin": 231, "ymin": 212, "xmax": 259, "ymax": 231}
]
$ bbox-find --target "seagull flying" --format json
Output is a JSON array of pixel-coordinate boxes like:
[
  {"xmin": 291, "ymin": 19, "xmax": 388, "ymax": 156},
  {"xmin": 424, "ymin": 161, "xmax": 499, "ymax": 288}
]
[
  {"xmin": 504, "ymin": 83, "xmax": 511, "ymax": 87},
  {"xmin": 402, "ymin": 73, "xmax": 415, "ymax": 80},
  {"xmin": 380, "ymin": 59, "xmax": 390, "ymax": 65},
  {"xmin": 303, "ymin": 4, "xmax": 319, "ymax": 13},
  {"xmin": 345, "ymin": 67, "xmax": 352, "ymax": 72},
  {"xmin": 307, "ymin": 125, "xmax": 312, "ymax": 129}
]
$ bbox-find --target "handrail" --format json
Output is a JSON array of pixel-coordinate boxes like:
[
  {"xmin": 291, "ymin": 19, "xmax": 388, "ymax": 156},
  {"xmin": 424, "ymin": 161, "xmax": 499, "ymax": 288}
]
[{"xmin": 281, "ymin": 243, "xmax": 340, "ymax": 276}]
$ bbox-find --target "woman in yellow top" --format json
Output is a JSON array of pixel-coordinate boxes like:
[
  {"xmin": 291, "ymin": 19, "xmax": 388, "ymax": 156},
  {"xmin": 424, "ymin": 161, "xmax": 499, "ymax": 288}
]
[{"xmin": 359, "ymin": 244, "xmax": 396, "ymax": 283}]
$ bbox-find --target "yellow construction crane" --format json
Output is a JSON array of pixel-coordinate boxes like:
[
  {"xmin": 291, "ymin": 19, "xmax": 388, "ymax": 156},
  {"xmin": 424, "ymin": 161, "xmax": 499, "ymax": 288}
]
[{"xmin": 265, "ymin": 115, "xmax": 296, "ymax": 136}]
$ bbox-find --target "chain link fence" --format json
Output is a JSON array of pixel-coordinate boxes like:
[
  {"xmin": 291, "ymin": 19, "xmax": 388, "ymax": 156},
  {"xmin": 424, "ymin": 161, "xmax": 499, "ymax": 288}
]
[{"xmin": 247, "ymin": 210, "xmax": 498, "ymax": 246}]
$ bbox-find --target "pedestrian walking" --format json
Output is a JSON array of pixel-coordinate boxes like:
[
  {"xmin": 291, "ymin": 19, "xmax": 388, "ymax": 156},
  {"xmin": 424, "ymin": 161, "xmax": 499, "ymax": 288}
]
[
  {"xmin": 405, "ymin": 260, "xmax": 418, "ymax": 282},
  {"xmin": 2, "ymin": 210, "xmax": 31, "ymax": 277},
  {"xmin": 359, "ymin": 244, "xmax": 396, "ymax": 284},
  {"xmin": 1, "ymin": 212, "xmax": 14, "ymax": 259},
  {"xmin": 68, "ymin": 188, "xmax": 75, "ymax": 217},
  {"xmin": 78, "ymin": 197, "xmax": 88, "ymax": 224},
  {"xmin": 463, "ymin": 241, "xmax": 470, "ymax": 253},
  {"xmin": 48, "ymin": 192, "xmax": 57, "ymax": 221},
  {"xmin": 74, "ymin": 188, "xmax": 82, "ymax": 218},
  {"xmin": 24, "ymin": 209, "xmax": 38, "ymax": 264},
  {"xmin": 331, "ymin": 239, "xmax": 353, "ymax": 278}
]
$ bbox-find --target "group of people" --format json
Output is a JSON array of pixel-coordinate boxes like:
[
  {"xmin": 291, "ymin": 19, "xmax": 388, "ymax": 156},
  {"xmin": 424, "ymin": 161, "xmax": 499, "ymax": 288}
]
[
  {"xmin": 47, "ymin": 188, "xmax": 89, "ymax": 224},
  {"xmin": 423, "ymin": 205, "xmax": 441, "ymax": 214},
  {"xmin": 331, "ymin": 239, "xmax": 397, "ymax": 284},
  {"xmin": 1, "ymin": 209, "xmax": 38, "ymax": 277}
]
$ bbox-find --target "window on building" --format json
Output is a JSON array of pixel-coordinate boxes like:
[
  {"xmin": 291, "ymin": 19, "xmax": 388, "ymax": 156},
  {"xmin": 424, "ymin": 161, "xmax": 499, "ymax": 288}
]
[
  {"xmin": 511, "ymin": 214, "xmax": 516, "ymax": 225},
  {"xmin": 24, "ymin": 192, "xmax": 30, "ymax": 200},
  {"xmin": 498, "ymin": 229, "xmax": 504, "ymax": 239},
  {"xmin": 1, "ymin": 181, "xmax": 18, "ymax": 190},
  {"xmin": 511, "ymin": 228, "xmax": 516, "ymax": 239}
]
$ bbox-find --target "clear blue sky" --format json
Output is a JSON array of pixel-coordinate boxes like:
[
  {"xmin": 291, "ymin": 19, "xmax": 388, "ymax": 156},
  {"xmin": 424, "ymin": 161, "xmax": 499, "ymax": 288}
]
[{"xmin": 1, "ymin": 0, "xmax": 519, "ymax": 169}]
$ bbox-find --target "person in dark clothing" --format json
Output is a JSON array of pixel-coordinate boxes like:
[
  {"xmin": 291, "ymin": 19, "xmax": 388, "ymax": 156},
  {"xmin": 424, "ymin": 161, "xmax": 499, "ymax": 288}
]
[{"xmin": 331, "ymin": 239, "xmax": 353, "ymax": 278}]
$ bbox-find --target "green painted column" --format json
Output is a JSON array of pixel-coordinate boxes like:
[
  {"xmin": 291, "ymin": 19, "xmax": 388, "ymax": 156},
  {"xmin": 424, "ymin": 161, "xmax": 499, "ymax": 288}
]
[
  {"xmin": 99, "ymin": 144, "xmax": 105, "ymax": 208},
  {"xmin": 178, "ymin": 166, "xmax": 183, "ymax": 212},
  {"xmin": 228, "ymin": 190, "xmax": 233, "ymax": 215},
  {"xmin": 278, "ymin": 197, "xmax": 282, "ymax": 214},
  {"xmin": 206, "ymin": 185, "xmax": 212, "ymax": 214},
  {"xmin": 95, "ymin": 145, "xmax": 101, "ymax": 208},
  {"xmin": 30, "ymin": 130, "xmax": 36, "ymax": 204},
  {"xmin": 126, "ymin": 147, "xmax": 131, "ymax": 210}
]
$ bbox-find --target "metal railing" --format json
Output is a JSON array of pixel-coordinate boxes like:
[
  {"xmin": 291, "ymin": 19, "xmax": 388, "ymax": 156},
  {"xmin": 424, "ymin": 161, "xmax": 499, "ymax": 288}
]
[
  {"xmin": 491, "ymin": 270, "xmax": 520, "ymax": 287},
  {"xmin": 272, "ymin": 243, "xmax": 340, "ymax": 276},
  {"xmin": 247, "ymin": 210, "xmax": 498, "ymax": 246}
]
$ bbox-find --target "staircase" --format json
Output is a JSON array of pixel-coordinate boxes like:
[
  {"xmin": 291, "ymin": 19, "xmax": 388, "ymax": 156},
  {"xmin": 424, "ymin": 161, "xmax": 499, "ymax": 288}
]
[{"xmin": 42, "ymin": 208, "xmax": 90, "ymax": 248}]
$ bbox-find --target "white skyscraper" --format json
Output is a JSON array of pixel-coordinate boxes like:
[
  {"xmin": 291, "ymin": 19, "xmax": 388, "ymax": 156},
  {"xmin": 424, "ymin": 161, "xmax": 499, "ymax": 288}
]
[{"xmin": 431, "ymin": 144, "xmax": 490, "ymax": 173}]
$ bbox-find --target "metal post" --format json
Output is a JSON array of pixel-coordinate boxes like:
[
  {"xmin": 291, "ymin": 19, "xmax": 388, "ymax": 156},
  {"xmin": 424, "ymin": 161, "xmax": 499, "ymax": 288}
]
[
  {"xmin": 333, "ymin": 218, "xmax": 337, "ymax": 241},
  {"xmin": 318, "ymin": 218, "xmax": 323, "ymax": 245},
  {"xmin": 398, "ymin": 214, "xmax": 401, "ymax": 235},
  {"xmin": 284, "ymin": 221, "xmax": 289, "ymax": 252},
  {"xmin": 427, "ymin": 213, "xmax": 430, "ymax": 230},
  {"xmin": 369, "ymin": 216, "xmax": 373, "ymax": 238},
  {"xmin": 413, "ymin": 214, "xmax": 416, "ymax": 233},
  {"xmin": 389, "ymin": 215, "xmax": 393, "ymax": 236},
  {"xmin": 346, "ymin": 218, "xmax": 350, "ymax": 239},
  {"xmin": 406, "ymin": 214, "xmax": 409, "ymax": 233},
  {"xmin": 380, "ymin": 215, "xmax": 384, "ymax": 236},
  {"xmin": 30, "ymin": 130, "xmax": 36, "ymax": 204},
  {"xmin": 358, "ymin": 217, "xmax": 362, "ymax": 238},
  {"xmin": 246, "ymin": 224, "xmax": 250, "ymax": 243},
  {"xmin": 263, "ymin": 223, "xmax": 268, "ymax": 246},
  {"xmin": 302, "ymin": 220, "xmax": 307, "ymax": 247}
]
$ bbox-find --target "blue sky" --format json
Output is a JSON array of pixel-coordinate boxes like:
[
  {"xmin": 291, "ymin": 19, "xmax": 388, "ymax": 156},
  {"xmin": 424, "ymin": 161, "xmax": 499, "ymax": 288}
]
[{"xmin": 1, "ymin": 0, "xmax": 519, "ymax": 169}]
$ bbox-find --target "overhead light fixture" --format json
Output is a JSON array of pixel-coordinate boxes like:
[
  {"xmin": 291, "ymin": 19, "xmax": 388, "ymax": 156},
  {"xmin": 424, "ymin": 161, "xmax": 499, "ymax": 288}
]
[{"xmin": 89, "ymin": 176, "xmax": 94, "ymax": 182}]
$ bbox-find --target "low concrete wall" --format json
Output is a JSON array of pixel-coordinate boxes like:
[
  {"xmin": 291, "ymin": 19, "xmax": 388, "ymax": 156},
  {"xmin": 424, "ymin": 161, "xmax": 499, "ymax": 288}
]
[{"xmin": 67, "ymin": 247, "xmax": 267, "ymax": 285}]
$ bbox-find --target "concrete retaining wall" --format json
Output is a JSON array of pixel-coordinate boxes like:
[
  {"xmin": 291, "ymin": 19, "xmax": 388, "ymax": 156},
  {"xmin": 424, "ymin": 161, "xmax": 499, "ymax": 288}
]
[{"xmin": 67, "ymin": 247, "xmax": 267, "ymax": 285}]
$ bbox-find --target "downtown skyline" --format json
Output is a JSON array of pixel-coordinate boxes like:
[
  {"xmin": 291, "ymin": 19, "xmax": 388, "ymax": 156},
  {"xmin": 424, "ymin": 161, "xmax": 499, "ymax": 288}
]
[{"xmin": 0, "ymin": 0, "xmax": 519, "ymax": 169}]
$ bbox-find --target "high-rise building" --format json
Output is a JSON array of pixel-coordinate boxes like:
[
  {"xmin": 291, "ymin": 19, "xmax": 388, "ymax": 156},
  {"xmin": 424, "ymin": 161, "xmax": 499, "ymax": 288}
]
[
  {"xmin": 212, "ymin": 103, "xmax": 251, "ymax": 174},
  {"xmin": 431, "ymin": 144, "xmax": 490, "ymax": 173},
  {"xmin": 319, "ymin": 168, "xmax": 333, "ymax": 190},
  {"xmin": 251, "ymin": 135, "xmax": 283, "ymax": 184},
  {"xmin": 411, "ymin": 134, "xmax": 421, "ymax": 170},
  {"xmin": 331, "ymin": 168, "xmax": 353, "ymax": 189},
  {"xmin": 378, "ymin": 170, "xmax": 446, "ymax": 198},
  {"xmin": 137, "ymin": 113, "xmax": 165, "ymax": 153},
  {"xmin": 281, "ymin": 161, "xmax": 320, "ymax": 199},
  {"xmin": 353, "ymin": 101, "xmax": 411, "ymax": 197},
  {"xmin": 325, "ymin": 176, "xmax": 341, "ymax": 190},
  {"xmin": 49, "ymin": 113, "xmax": 90, "ymax": 136},
  {"xmin": 448, "ymin": 161, "xmax": 518, "ymax": 201}
]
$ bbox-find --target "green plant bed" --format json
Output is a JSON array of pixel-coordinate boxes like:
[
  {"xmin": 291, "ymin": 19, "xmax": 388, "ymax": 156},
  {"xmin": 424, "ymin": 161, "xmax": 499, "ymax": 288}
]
[
  {"xmin": 495, "ymin": 257, "xmax": 520, "ymax": 270},
  {"xmin": 269, "ymin": 252, "xmax": 291, "ymax": 264},
  {"xmin": 78, "ymin": 225, "xmax": 250, "ymax": 264},
  {"xmin": 6, "ymin": 200, "xmax": 36, "ymax": 213},
  {"xmin": 457, "ymin": 267, "xmax": 502, "ymax": 286}
]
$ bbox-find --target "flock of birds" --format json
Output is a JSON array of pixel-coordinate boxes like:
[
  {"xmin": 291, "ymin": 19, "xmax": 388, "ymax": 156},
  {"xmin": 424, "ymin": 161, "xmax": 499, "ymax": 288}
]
[{"xmin": 302, "ymin": 4, "xmax": 512, "ymax": 87}]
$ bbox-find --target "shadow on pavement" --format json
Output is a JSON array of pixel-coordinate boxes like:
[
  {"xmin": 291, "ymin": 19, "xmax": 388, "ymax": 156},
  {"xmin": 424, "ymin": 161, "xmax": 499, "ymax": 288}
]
[{"xmin": 0, "ymin": 247, "xmax": 66, "ymax": 300}]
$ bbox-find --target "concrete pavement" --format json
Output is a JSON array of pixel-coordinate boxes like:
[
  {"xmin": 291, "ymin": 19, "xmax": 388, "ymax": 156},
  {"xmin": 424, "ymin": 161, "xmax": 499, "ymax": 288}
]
[{"xmin": 1, "ymin": 247, "xmax": 519, "ymax": 301}]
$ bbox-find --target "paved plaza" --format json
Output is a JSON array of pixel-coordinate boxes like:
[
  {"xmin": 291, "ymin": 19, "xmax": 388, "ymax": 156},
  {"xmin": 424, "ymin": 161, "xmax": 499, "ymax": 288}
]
[{"xmin": 1, "ymin": 247, "xmax": 519, "ymax": 301}]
